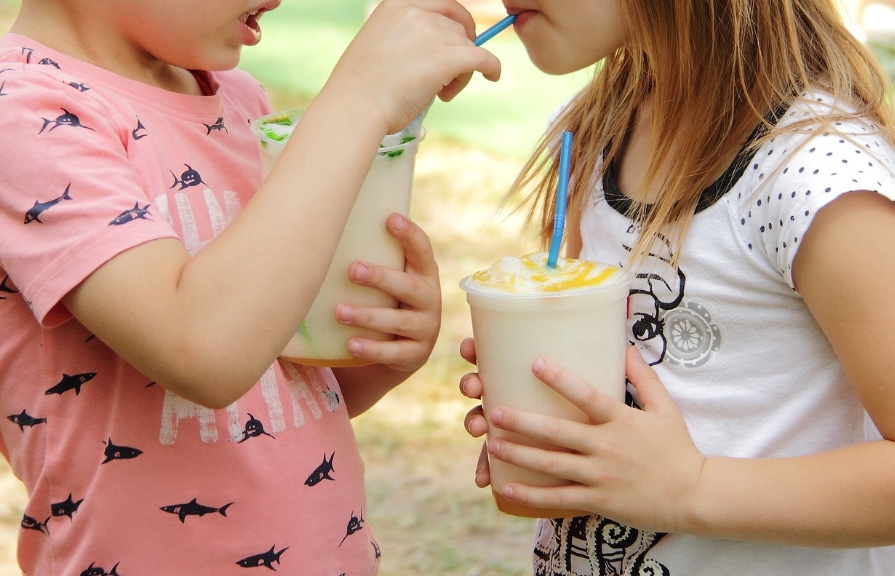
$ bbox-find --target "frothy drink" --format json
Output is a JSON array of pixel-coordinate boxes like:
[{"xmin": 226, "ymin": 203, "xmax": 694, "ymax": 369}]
[
  {"xmin": 253, "ymin": 108, "xmax": 423, "ymax": 366},
  {"xmin": 461, "ymin": 252, "xmax": 631, "ymax": 517}
]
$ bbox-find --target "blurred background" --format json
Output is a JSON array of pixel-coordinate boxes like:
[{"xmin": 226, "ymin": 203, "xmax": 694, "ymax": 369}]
[{"xmin": 0, "ymin": 1, "xmax": 892, "ymax": 574}]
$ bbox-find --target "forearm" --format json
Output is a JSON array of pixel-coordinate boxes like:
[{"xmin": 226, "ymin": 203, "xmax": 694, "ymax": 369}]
[
  {"xmin": 685, "ymin": 440, "xmax": 895, "ymax": 547},
  {"xmin": 333, "ymin": 364, "xmax": 417, "ymax": 418}
]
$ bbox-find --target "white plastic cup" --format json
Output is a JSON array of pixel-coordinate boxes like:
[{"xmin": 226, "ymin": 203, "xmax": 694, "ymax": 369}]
[
  {"xmin": 460, "ymin": 269, "xmax": 631, "ymax": 517},
  {"xmin": 253, "ymin": 108, "xmax": 424, "ymax": 366}
]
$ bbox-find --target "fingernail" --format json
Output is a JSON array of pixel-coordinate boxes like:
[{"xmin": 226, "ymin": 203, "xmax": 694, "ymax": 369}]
[
  {"xmin": 459, "ymin": 376, "xmax": 468, "ymax": 396},
  {"xmin": 502, "ymin": 485, "xmax": 514, "ymax": 499},
  {"xmin": 352, "ymin": 264, "xmax": 369, "ymax": 282},
  {"xmin": 392, "ymin": 214, "xmax": 407, "ymax": 231},
  {"xmin": 491, "ymin": 409, "xmax": 503, "ymax": 425},
  {"xmin": 488, "ymin": 438, "xmax": 500, "ymax": 454},
  {"xmin": 532, "ymin": 359, "xmax": 545, "ymax": 374},
  {"xmin": 338, "ymin": 305, "xmax": 355, "ymax": 323},
  {"xmin": 348, "ymin": 341, "xmax": 362, "ymax": 356}
]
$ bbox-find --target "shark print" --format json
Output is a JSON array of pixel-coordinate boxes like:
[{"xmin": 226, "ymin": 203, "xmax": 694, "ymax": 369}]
[
  {"xmin": 203, "ymin": 116, "xmax": 228, "ymax": 135},
  {"xmin": 0, "ymin": 275, "xmax": 18, "ymax": 299},
  {"xmin": 160, "ymin": 498, "xmax": 233, "ymax": 523},
  {"xmin": 0, "ymin": 81, "xmax": 7, "ymax": 97},
  {"xmin": 7, "ymin": 409, "xmax": 47, "ymax": 432},
  {"xmin": 79, "ymin": 562, "xmax": 121, "ymax": 576},
  {"xmin": 45, "ymin": 372, "xmax": 96, "ymax": 396},
  {"xmin": 38, "ymin": 57, "xmax": 60, "ymax": 68},
  {"xmin": 21, "ymin": 47, "xmax": 33, "ymax": 63},
  {"xmin": 339, "ymin": 510, "xmax": 365, "ymax": 547},
  {"xmin": 51, "ymin": 494, "xmax": 83, "ymax": 520},
  {"xmin": 20, "ymin": 514, "xmax": 50, "ymax": 535},
  {"xmin": 66, "ymin": 81, "xmax": 90, "ymax": 92},
  {"xmin": 39, "ymin": 109, "xmax": 95, "ymax": 134},
  {"xmin": 101, "ymin": 439, "xmax": 143, "ymax": 464},
  {"xmin": 236, "ymin": 545, "xmax": 287, "ymax": 570},
  {"xmin": 372, "ymin": 540, "xmax": 381, "ymax": 559},
  {"xmin": 304, "ymin": 453, "xmax": 335, "ymax": 486},
  {"xmin": 169, "ymin": 164, "xmax": 206, "ymax": 190},
  {"xmin": 109, "ymin": 203, "xmax": 152, "ymax": 226},
  {"xmin": 24, "ymin": 183, "xmax": 72, "ymax": 224},
  {"xmin": 237, "ymin": 413, "xmax": 275, "ymax": 443},
  {"xmin": 131, "ymin": 119, "xmax": 147, "ymax": 140}
]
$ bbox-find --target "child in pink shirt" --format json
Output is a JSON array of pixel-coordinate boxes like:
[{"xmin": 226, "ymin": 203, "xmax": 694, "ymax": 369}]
[{"xmin": 0, "ymin": 0, "xmax": 501, "ymax": 574}]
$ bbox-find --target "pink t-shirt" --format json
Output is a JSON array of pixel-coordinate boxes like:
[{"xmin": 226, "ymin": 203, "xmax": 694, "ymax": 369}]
[{"xmin": 0, "ymin": 35, "xmax": 379, "ymax": 576}]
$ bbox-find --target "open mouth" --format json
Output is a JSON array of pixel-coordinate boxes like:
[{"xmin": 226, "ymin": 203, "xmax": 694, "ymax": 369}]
[{"xmin": 239, "ymin": 7, "xmax": 271, "ymax": 45}]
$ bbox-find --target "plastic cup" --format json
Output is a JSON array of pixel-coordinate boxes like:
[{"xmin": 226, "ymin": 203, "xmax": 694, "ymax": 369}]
[
  {"xmin": 460, "ymin": 265, "xmax": 631, "ymax": 517},
  {"xmin": 252, "ymin": 108, "xmax": 424, "ymax": 366}
]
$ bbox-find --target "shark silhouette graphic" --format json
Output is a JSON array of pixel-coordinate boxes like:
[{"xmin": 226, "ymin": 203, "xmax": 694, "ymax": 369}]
[
  {"xmin": 101, "ymin": 439, "xmax": 143, "ymax": 464},
  {"xmin": 21, "ymin": 47, "xmax": 33, "ymax": 63},
  {"xmin": 38, "ymin": 57, "xmax": 59, "ymax": 68},
  {"xmin": 203, "ymin": 116, "xmax": 228, "ymax": 135},
  {"xmin": 79, "ymin": 562, "xmax": 120, "ymax": 576},
  {"xmin": 0, "ymin": 275, "xmax": 18, "ymax": 299},
  {"xmin": 132, "ymin": 119, "xmax": 147, "ymax": 140},
  {"xmin": 169, "ymin": 164, "xmax": 205, "ymax": 190},
  {"xmin": 24, "ymin": 183, "xmax": 72, "ymax": 224},
  {"xmin": 237, "ymin": 413, "xmax": 275, "ymax": 443},
  {"xmin": 236, "ymin": 545, "xmax": 288, "ymax": 570},
  {"xmin": 7, "ymin": 410, "xmax": 47, "ymax": 432},
  {"xmin": 51, "ymin": 494, "xmax": 83, "ymax": 520},
  {"xmin": 109, "ymin": 203, "xmax": 152, "ymax": 226},
  {"xmin": 20, "ymin": 514, "xmax": 50, "ymax": 535},
  {"xmin": 66, "ymin": 81, "xmax": 89, "ymax": 92},
  {"xmin": 160, "ymin": 498, "xmax": 233, "ymax": 523},
  {"xmin": 304, "ymin": 453, "xmax": 335, "ymax": 486},
  {"xmin": 339, "ymin": 510, "xmax": 365, "ymax": 546},
  {"xmin": 45, "ymin": 372, "xmax": 96, "ymax": 396},
  {"xmin": 39, "ymin": 109, "xmax": 94, "ymax": 134}
]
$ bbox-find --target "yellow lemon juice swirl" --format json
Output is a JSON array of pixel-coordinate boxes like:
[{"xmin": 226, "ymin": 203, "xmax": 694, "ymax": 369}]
[{"xmin": 471, "ymin": 252, "xmax": 620, "ymax": 293}]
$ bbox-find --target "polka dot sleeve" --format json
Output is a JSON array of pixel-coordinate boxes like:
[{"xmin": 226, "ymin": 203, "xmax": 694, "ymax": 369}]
[{"xmin": 731, "ymin": 98, "xmax": 895, "ymax": 291}]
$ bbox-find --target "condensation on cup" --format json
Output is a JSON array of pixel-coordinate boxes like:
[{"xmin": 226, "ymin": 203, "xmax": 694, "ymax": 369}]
[
  {"xmin": 252, "ymin": 108, "xmax": 424, "ymax": 366},
  {"xmin": 461, "ymin": 252, "xmax": 632, "ymax": 518}
]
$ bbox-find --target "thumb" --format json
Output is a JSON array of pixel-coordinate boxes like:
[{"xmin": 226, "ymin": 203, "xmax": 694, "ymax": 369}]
[{"xmin": 625, "ymin": 346, "xmax": 676, "ymax": 415}]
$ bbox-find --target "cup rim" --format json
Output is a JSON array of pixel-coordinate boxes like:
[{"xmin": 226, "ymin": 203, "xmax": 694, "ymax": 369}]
[
  {"xmin": 459, "ymin": 271, "xmax": 633, "ymax": 299},
  {"xmin": 251, "ymin": 107, "xmax": 426, "ymax": 153}
]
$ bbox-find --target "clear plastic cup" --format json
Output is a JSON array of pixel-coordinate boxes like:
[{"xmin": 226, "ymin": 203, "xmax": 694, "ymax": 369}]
[
  {"xmin": 461, "ymin": 261, "xmax": 631, "ymax": 517},
  {"xmin": 253, "ymin": 108, "xmax": 424, "ymax": 366}
]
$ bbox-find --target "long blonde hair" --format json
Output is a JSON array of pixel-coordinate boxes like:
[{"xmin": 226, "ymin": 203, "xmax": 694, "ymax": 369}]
[{"xmin": 513, "ymin": 0, "xmax": 895, "ymax": 264}]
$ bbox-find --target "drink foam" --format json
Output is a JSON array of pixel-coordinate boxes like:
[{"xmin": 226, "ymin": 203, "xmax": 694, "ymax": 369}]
[{"xmin": 470, "ymin": 252, "xmax": 623, "ymax": 294}]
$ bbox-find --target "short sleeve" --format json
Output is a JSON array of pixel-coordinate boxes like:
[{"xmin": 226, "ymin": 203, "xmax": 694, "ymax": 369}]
[
  {"xmin": 730, "ymin": 95, "xmax": 895, "ymax": 290},
  {"xmin": 0, "ymin": 66, "xmax": 180, "ymax": 325}
]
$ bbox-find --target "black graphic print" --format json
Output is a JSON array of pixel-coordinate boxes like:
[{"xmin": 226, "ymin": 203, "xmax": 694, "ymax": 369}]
[
  {"xmin": 45, "ymin": 372, "xmax": 96, "ymax": 396},
  {"xmin": 237, "ymin": 413, "xmax": 275, "ymax": 443},
  {"xmin": 534, "ymin": 516, "xmax": 668, "ymax": 576},
  {"xmin": 20, "ymin": 514, "xmax": 50, "ymax": 535},
  {"xmin": 38, "ymin": 57, "xmax": 60, "ymax": 69},
  {"xmin": 21, "ymin": 47, "xmax": 33, "ymax": 63},
  {"xmin": 236, "ymin": 546, "xmax": 288, "ymax": 570},
  {"xmin": 203, "ymin": 116, "xmax": 228, "ymax": 135},
  {"xmin": 24, "ymin": 183, "xmax": 72, "ymax": 224},
  {"xmin": 79, "ymin": 562, "xmax": 121, "ymax": 576},
  {"xmin": 371, "ymin": 540, "xmax": 381, "ymax": 559},
  {"xmin": 109, "ymin": 203, "xmax": 152, "ymax": 226},
  {"xmin": 0, "ymin": 81, "xmax": 7, "ymax": 97},
  {"xmin": 66, "ymin": 81, "xmax": 90, "ymax": 92},
  {"xmin": 132, "ymin": 119, "xmax": 147, "ymax": 140},
  {"xmin": 51, "ymin": 494, "xmax": 84, "ymax": 520},
  {"xmin": 339, "ymin": 510, "xmax": 365, "ymax": 546},
  {"xmin": 39, "ymin": 109, "xmax": 94, "ymax": 134},
  {"xmin": 304, "ymin": 452, "xmax": 335, "ymax": 486},
  {"xmin": 0, "ymin": 275, "xmax": 17, "ymax": 299},
  {"xmin": 169, "ymin": 164, "xmax": 206, "ymax": 190},
  {"xmin": 7, "ymin": 409, "xmax": 47, "ymax": 432},
  {"xmin": 101, "ymin": 439, "xmax": 143, "ymax": 464},
  {"xmin": 160, "ymin": 498, "xmax": 233, "ymax": 523}
]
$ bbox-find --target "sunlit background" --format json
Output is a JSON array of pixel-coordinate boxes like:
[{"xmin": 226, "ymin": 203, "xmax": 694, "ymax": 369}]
[{"xmin": 0, "ymin": 1, "xmax": 892, "ymax": 574}]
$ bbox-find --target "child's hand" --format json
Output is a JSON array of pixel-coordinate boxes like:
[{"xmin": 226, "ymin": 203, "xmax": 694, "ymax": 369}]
[
  {"xmin": 327, "ymin": 0, "xmax": 502, "ymax": 134},
  {"xmin": 335, "ymin": 213, "xmax": 441, "ymax": 373},
  {"xmin": 459, "ymin": 338, "xmax": 493, "ymax": 488},
  {"xmin": 483, "ymin": 347, "xmax": 707, "ymax": 533}
]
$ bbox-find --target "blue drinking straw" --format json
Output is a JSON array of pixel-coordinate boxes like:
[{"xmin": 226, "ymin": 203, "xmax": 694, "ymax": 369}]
[
  {"xmin": 546, "ymin": 132, "xmax": 574, "ymax": 269},
  {"xmin": 474, "ymin": 14, "xmax": 517, "ymax": 46}
]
